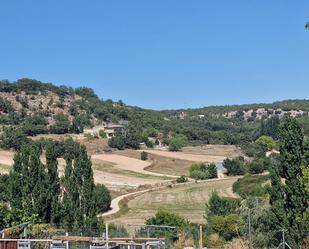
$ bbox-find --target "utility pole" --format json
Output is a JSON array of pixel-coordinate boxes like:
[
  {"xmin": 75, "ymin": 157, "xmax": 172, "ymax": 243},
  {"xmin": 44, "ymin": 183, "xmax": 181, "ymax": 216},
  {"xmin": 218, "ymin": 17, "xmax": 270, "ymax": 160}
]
[
  {"xmin": 105, "ymin": 223, "xmax": 109, "ymax": 249},
  {"xmin": 199, "ymin": 225, "xmax": 203, "ymax": 249},
  {"xmin": 276, "ymin": 229, "xmax": 291, "ymax": 249},
  {"xmin": 248, "ymin": 209, "xmax": 252, "ymax": 249}
]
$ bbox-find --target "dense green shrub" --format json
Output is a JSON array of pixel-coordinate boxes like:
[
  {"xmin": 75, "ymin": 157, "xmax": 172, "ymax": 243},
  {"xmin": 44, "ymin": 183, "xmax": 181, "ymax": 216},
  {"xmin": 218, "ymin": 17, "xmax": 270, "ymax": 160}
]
[
  {"xmin": 232, "ymin": 174, "xmax": 269, "ymax": 198},
  {"xmin": 255, "ymin": 135, "xmax": 276, "ymax": 151},
  {"xmin": 168, "ymin": 135, "xmax": 187, "ymax": 151},
  {"xmin": 206, "ymin": 191, "xmax": 240, "ymax": 216},
  {"xmin": 49, "ymin": 114, "xmax": 71, "ymax": 134},
  {"xmin": 176, "ymin": 175, "xmax": 188, "ymax": 183},
  {"xmin": 0, "ymin": 97, "xmax": 14, "ymax": 113},
  {"xmin": 190, "ymin": 163, "xmax": 217, "ymax": 180},
  {"xmin": 99, "ymin": 130, "xmax": 107, "ymax": 138},
  {"xmin": 208, "ymin": 214, "xmax": 243, "ymax": 241},
  {"xmin": 140, "ymin": 151, "xmax": 148, "ymax": 160},
  {"xmin": 0, "ymin": 127, "xmax": 29, "ymax": 150},
  {"xmin": 223, "ymin": 156, "xmax": 247, "ymax": 176},
  {"xmin": 249, "ymin": 157, "xmax": 271, "ymax": 174},
  {"xmin": 94, "ymin": 184, "xmax": 111, "ymax": 212}
]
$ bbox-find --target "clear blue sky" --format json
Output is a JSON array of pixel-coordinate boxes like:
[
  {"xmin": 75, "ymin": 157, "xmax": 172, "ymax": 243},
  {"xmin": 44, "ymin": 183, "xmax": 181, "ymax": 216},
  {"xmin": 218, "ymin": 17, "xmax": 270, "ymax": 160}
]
[{"xmin": 1, "ymin": 1, "xmax": 309, "ymax": 110}]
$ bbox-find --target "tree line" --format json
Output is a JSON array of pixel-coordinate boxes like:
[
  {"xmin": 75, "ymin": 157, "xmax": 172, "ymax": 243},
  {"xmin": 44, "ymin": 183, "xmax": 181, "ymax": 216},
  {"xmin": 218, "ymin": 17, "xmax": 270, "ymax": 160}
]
[{"xmin": 0, "ymin": 139, "xmax": 111, "ymax": 232}]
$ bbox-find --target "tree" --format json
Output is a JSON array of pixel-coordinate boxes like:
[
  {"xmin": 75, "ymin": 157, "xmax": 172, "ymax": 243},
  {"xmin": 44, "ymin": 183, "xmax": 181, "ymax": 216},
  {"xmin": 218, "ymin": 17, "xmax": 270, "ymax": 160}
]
[
  {"xmin": 190, "ymin": 163, "xmax": 218, "ymax": 180},
  {"xmin": 255, "ymin": 135, "xmax": 276, "ymax": 151},
  {"xmin": 249, "ymin": 157, "xmax": 271, "ymax": 174},
  {"xmin": 208, "ymin": 214, "xmax": 243, "ymax": 241},
  {"xmin": 22, "ymin": 114, "xmax": 48, "ymax": 136},
  {"xmin": 141, "ymin": 151, "xmax": 148, "ymax": 161},
  {"xmin": 50, "ymin": 114, "xmax": 71, "ymax": 134},
  {"xmin": 145, "ymin": 210, "xmax": 189, "ymax": 243},
  {"xmin": 0, "ymin": 127, "xmax": 29, "ymax": 150},
  {"xmin": 108, "ymin": 134, "xmax": 126, "ymax": 150},
  {"xmin": 168, "ymin": 135, "xmax": 187, "ymax": 151},
  {"xmin": 206, "ymin": 191, "xmax": 240, "ymax": 217},
  {"xmin": 94, "ymin": 184, "xmax": 111, "ymax": 213},
  {"xmin": 9, "ymin": 144, "xmax": 47, "ymax": 218},
  {"xmin": 268, "ymin": 116, "xmax": 308, "ymax": 246},
  {"xmin": 260, "ymin": 115, "xmax": 280, "ymax": 139},
  {"xmin": 62, "ymin": 140, "xmax": 98, "ymax": 229},
  {"xmin": 278, "ymin": 116, "xmax": 308, "ymax": 245},
  {"xmin": 223, "ymin": 156, "xmax": 246, "ymax": 176},
  {"xmin": 45, "ymin": 142, "xmax": 61, "ymax": 224}
]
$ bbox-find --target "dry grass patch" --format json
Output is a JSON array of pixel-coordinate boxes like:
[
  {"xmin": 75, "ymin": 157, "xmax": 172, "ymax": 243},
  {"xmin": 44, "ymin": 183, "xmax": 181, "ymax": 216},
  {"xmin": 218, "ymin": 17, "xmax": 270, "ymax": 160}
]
[{"xmin": 115, "ymin": 149, "xmax": 193, "ymax": 176}]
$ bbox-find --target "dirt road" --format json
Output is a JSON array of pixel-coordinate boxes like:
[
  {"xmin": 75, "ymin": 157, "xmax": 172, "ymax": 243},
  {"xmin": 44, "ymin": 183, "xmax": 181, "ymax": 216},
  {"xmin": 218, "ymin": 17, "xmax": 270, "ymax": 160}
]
[{"xmin": 140, "ymin": 150, "xmax": 226, "ymax": 163}]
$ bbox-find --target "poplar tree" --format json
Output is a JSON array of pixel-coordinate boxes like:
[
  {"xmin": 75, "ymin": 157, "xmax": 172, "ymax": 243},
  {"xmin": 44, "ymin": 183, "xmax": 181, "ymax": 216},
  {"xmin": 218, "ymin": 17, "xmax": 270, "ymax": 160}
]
[
  {"xmin": 45, "ymin": 142, "xmax": 61, "ymax": 224},
  {"xmin": 268, "ymin": 116, "xmax": 308, "ymax": 246}
]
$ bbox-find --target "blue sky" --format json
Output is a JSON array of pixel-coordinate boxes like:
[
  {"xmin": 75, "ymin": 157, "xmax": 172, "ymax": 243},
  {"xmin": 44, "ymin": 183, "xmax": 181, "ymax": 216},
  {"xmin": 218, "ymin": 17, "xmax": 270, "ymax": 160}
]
[{"xmin": 1, "ymin": 1, "xmax": 309, "ymax": 110}]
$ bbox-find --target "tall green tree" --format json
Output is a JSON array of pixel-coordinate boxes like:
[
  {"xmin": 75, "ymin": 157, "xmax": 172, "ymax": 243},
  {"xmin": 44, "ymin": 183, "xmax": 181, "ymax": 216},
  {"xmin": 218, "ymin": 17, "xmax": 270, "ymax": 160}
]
[
  {"xmin": 45, "ymin": 142, "xmax": 61, "ymax": 224},
  {"xmin": 268, "ymin": 116, "xmax": 308, "ymax": 246}
]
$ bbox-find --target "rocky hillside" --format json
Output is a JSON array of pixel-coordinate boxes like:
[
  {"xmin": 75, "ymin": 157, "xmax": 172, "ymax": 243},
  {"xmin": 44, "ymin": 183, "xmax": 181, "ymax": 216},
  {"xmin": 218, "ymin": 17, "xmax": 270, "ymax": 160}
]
[{"xmin": 1, "ymin": 78, "xmax": 309, "ymax": 150}]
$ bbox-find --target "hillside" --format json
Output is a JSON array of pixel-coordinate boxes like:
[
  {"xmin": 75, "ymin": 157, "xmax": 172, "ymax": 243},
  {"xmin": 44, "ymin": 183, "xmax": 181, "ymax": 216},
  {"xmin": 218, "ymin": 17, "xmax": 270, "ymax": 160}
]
[{"xmin": 1, "ymin": 78, "xmax": 309, "ymax": 150}]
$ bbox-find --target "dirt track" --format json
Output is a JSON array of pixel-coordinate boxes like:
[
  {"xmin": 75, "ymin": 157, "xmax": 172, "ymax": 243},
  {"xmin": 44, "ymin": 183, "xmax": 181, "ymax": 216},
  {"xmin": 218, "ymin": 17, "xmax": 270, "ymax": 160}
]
[{"xmin": 139, "ymin": 149, "xmax": 226, "ymax": 163}]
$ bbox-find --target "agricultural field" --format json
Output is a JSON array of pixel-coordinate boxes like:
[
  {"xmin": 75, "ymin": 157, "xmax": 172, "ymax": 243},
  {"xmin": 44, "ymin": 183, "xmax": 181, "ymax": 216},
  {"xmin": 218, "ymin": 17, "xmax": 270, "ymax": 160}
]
[
  {"xmin": 106, "ymin": 177, "xmax": 239, "ymax": 224},
  {"xmin": 0, "ymin": 143, "xmax": 242, "ymax": 221}
]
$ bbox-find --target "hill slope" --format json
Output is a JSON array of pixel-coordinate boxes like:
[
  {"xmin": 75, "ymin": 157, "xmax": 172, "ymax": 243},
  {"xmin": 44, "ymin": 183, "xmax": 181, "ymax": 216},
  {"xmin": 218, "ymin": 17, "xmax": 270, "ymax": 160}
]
[{"xmin": 1, "ymin": 78, "xmax": 309, "ymax": 149}]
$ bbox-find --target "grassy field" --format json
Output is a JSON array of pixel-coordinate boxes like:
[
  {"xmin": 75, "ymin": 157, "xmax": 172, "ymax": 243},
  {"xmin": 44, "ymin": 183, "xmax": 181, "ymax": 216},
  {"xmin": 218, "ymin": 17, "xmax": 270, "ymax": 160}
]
[
  {"xmin": 115, "ymin": 150, "xmax": 194, "ymax": 176},
  {"xmin": 116, "ymin": 145, "xmax": 242, "ymax": 176},
  {"xmin": 107, "ymin": 177, "xmax": 239, "ymax": 224},
  {"xmin": 0, "ymin": 164, "xmax": 10, "ymax": 173},
  {"xmin": 92, "ymin": 159, "xmax": 172, "ymax": 180}
]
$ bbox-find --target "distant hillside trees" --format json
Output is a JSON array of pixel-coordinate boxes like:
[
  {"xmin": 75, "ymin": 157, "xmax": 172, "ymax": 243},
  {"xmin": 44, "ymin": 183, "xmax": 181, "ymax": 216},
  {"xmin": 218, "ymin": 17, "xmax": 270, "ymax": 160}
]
[
  {"xmin": 50, "ymin": 114, "xmax": 71, "ymax": 134},
  {"xmin": 0, "ymin": 97, "xmax": 14, "ymax": 113},
  {"xmin": 109, "ymin": 125, "xmax": 142, "ymax": 150},
  {"xmin": 22, "ymin": 114, "xmax": 48, "ymax": 136},
  {"xmin": 260, "ymin": 115, "xmax": 280, "ymax": 139},
  {"xmin": 0, "ymin": 127, "xmax": 29, "ymax": 150}
]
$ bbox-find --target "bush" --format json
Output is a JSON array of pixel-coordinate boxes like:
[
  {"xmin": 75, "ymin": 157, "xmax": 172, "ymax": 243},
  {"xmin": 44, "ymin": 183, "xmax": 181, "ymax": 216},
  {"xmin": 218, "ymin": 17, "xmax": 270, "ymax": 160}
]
[
  {"xmin": 168, "ymin": 135, "xmax": 187, "ymax": 151},
  {"xmin": 49, "ymin": 114, "xmax": 71, "ymax": 134},
  {"xmin": 108, "ymin": 135, "xmax": 126, "ymax": 150},
  {"xmin": 249, "ymin": 157, "xmax": 271, "ymax": 174},
  {"xmin": 141, "ymin": 151, "xmax": 148, "ymax": 160},
  {"xmin": 255, "ymin": 135, "xmax": 276, "ymax": 151},
  {"xmin": 99, "ymin": 130, "xmax": 107, "ymax": 138},
  {"xmin": 232, "ymin": 174, "xmax": 269, "ymax": 198},
  {"xmin": 176, "ymin": 175, "xmax": 188, "ymax": 183},
  {"xmin": 0, "ymin": 97, "xmax": 14, "ymax": 113},
  {"xmin": 208, "ymin": 214, "xmax": 243, "ymax": 241},
  {"xmin": 84, "ymin": 133, "xmax": 95, "ymax": 140},
  {"xmin": 223, "ymin": 157, "xmax": 247, "ymax": 176},
  {"xmin": 189, "ymin": 163, "xmax": 218, "ymax": 180},
  {"xmin": 0, "ymin": 127, "xmax": 29, "ymax": 150},
  {"xmin": 207, "ymin": 191, "xmax": 240, "ymax": 216},
  {"xmin": 94, "ymin": 184, "xmax": 111, "ymax": 213}
]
